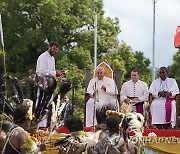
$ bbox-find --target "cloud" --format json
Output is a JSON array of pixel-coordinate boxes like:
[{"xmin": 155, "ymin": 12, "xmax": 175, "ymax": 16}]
[{"xmin": 104, "ymin": 0, "xmax": 180, "ymax": 67}]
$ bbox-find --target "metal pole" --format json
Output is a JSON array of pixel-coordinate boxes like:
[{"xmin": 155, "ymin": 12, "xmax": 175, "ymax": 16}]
[
  {"xmin": 3, "ymin": 46, "xmax": 6, "ymax": 79},
  {"xmin": 0, "ymin": 14, "xmax": 6, "ymax": 92},
  {"xmin": 93, "ymin": 82, "xmax": 97, "ymax": 132},
  {"xmin": 72, "ymin": 84, "xmax": 75, "ymax": 106},
  {"xmin": 152, "ymin": 0, "xmax": 157, "ymax": 81},
  {"xmin": 0, "ymin": 14, "xmax": 6, "ymax": 130},
  {"xmin": 94, "ymin": 3, "xmax": 98, "ymax": 69}
]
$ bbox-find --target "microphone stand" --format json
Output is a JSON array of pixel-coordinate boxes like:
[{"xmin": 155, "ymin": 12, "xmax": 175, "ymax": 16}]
[
  {"xmin": 114, "ymin": 79, "xmax": 119, "ymax": 112},
  {"xmin": 93, "ymin": 82, "xmax": 97, "ymax": 132}
]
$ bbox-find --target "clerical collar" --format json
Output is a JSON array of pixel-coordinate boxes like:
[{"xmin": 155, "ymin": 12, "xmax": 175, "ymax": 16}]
[
  {"xmin": 159, "ymin": 79, "xmax": 168, "ymax": 92},
  {"xmin": 131, "ymin": 80, "xmax": 138, "ymax": 84},
  {"xmin": 160, "ymin": 77, "xmax": 167, "ymax": 81},
  {"xmin": 97, "ymin": 77, "xmax": 105, "ymax": 82}
]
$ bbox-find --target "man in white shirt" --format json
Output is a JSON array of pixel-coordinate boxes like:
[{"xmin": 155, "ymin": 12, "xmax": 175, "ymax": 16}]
[
  {"xmin": 149, "ymin": 66, "xmax": 179, "ymax": 129},
  {"xmin": 36, "ymin": 41, "xmax": 63, "ymax": 77},
  {"xmin": 120, "ymin": 70, "xmax": 148, "ymax": 115},
  {"xmin": 85, "ymin": 67, "xmax": 119, "ymax": 127},
  {"xmin": 36, "ymin": 41, "xmax": 63, "ymax": 128}
]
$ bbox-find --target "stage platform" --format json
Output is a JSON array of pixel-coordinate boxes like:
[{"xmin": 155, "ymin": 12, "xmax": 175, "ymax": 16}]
[
  {"xmin": 142, "ymin": 128, "xmax": 180, "ymax": 137},
  {"xmin": 42, "ymin": 127, "xmax": 180, "ymax": 154},
  {"xmin": 83, "ymin": 127, "xmax": 180, "ymax": 137},
  {"xmin": 46, "ymin": 126, "xmax": 180, "ymax": 137}
]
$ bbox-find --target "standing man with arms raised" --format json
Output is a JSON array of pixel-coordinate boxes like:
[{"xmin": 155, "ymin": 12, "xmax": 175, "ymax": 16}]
[{"xmin": 120, "ymin": 70, "xmax": 149, "ymax": 115}]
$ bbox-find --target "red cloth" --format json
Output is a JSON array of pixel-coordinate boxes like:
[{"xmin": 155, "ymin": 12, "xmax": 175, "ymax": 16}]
[
  {"xmin": 57, "ymin": 126, "xmax": 71, "ymax": 134},
  {"xmin": 174, "ymin": 26, "xmax": 180, "ymax": 48},
  {"xmin": 83, "ymin": 127, "xmax": 97, "ymax": 132},
  {"xmin": 83, "ymin": 128, "xmax": 180, "ymax": 138}
]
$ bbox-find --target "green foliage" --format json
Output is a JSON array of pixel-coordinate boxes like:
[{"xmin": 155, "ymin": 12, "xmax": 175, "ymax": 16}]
[
  {"xmin": 68, "ymin": 46, "xmax": 93, "ymax": 69},
  {"xmin": 168, "ymin": 49, "xmax": 180, "ymax": 115},
  {"xmin": 100, "ymin": 42, "xmax": 152, "ymax": 85},
  {"xmin": 133, "ymin": 51, "xmax": 151, "ymax": 85},
  {"xmin": 68, "ymin": 88, "xmax": 85, "ymax": 119},
  {"xmin": 0, "ymin": 0, "xmax": 152, "ymax": 120},
  {"xmin": 168, "ymin": 50, "xmax": 180, "ymax": 87}
]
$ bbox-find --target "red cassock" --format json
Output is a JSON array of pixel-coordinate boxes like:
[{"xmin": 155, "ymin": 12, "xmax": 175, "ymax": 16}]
[{"xmin": 174, "ymin": 26, "xmax": 180, "ymax": 48}]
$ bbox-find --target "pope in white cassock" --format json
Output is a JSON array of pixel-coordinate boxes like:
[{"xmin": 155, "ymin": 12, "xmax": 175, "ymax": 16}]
[
  {"xmin": 149, "ymin": 67, "xmax": 179, "ymax": 129},
  {"xmin": 85, "ymin": 67, "xmax": 119, "ymax": 127}
]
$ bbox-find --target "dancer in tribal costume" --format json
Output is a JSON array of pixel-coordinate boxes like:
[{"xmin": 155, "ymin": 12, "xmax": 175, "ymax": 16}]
[
  {"xmin": 121, "ymin": 112, "xmax": 144, "ymax": 154},
  {"xmin": 89, "ymin": 110, "xmax": 144, "ymax": 154},
  {"xmin": 88, "ymin": 114, "xmax": 126, "ymax": 154},
  {"xmin": 2, "ymin": 104, "xmax": 46, "ymax": 154},
  {"xmin": 55, "ymin": 115, "xmax": 86, "ymax": 154},
  {"xmin": 0, "ymin": 117, "xmax": 13, "ymax": 153}
]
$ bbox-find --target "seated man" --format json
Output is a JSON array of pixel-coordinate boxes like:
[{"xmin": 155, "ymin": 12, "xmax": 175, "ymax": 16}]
[
  {"xmin": 85, "ymin": 67, "xmax": 119, "ymax": 127},
  {"xmin": 120, "ymin": 70, "xmax": 148, "ymax": 115},
  {"xmin": 149, "ymin": 66, "xmax": 179, "ymax": 129}
]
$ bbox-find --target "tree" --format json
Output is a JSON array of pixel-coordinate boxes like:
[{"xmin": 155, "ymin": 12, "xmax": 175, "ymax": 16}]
[
  {"xmin": 100, "ymin": 42, "xmax": 152, "ymax": 85},
  {"xmin": 0, "ymin": 0, "xmax": 152, "ymax": 118},
  {"xmin": 133, "ymin": 51, "xmax": 152, "ymax": 85},
  {"xmin": 0, "ymin": 0, "xmax": 120, "ymax": 77},
  {"xmin": 168, "ymin": 50, "xmax": 180, "ymax": 87}
]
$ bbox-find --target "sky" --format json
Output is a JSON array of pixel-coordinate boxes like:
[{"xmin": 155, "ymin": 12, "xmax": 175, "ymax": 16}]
[{"xmin": 103, "ymin": 0, "xmax": 180, "ymax": 68}]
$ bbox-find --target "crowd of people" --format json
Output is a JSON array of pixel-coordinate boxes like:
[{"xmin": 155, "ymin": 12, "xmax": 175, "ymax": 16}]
[{"xmin": 0, "ymin": 41, "xmax": 180, "ymax": 154}]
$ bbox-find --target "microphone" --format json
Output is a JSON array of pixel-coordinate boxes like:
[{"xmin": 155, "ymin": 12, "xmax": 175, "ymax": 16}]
[
  {"xmin": 96, "ymin": 91, "xmax": 99, "ymax": 103},
  {"xmin": 94, "ymin": 82, "xmax": 99, "ymax": 102}
]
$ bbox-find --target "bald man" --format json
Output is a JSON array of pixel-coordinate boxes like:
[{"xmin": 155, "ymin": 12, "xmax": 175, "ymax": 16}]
[{"xmin": 85, "ymin": 67, "xmax": 119, "ymax": 127}]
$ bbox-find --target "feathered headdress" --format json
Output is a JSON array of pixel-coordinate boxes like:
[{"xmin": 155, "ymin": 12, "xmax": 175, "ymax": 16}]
[
  {"xmin": 96, "ymin": 105, "xmax": 117, "ymax": 128},
  {"xmin": 1, "ymin": 73, "xmax": 71, "ymax": 130},
  {"xmin": 122, "ymin": 112, "xmax": 144, "ymax": 141},
  {"xmin": 0, "ymin": 74, "xmax": 24, "ymax": 120}
]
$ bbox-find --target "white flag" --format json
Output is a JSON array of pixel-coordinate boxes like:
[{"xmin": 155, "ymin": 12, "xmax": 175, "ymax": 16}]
[{"xmin": 0, "ymin": 14, "xmax": 4, "ymax": 47}]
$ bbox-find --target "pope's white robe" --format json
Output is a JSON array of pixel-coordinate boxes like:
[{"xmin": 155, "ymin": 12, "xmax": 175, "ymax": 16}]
[
  {"xmin": 86, "ymin": 77, "xmax": 119, "ymax": 127},
  {"xmin": 149, "ymin": 77, "xmax": 179, "ymax": 127}
]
